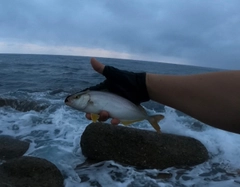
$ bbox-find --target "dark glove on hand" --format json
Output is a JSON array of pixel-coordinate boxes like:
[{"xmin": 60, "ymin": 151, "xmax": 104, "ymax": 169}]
[{"xmin": 85, "ymin": 65, "xmax": 150, "ymax": 105}]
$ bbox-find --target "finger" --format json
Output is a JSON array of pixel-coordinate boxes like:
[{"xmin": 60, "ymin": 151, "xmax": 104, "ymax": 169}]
[
  {"xmin": 111, "ymin": 118, "xmax": 120, "ymax": 125},
  {"xmin": 85, "ymin": 113, "xmax": 91, "ymax": 120},
  {"xmin": 90, "ymin": 58, "xmax": 105, "ymax": 74},
  {"xmin": 98, "ymin": 111, "xmax": 110, "ymax": 121},
  {"xmin": 86, "ymin": 111, "xmax": 109, "ymax": 121}
]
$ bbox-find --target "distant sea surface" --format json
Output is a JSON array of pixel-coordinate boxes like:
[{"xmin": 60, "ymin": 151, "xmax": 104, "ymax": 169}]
[{"xmin": 1, "ymin": 54, "xmax": 240, "ymax": 187}]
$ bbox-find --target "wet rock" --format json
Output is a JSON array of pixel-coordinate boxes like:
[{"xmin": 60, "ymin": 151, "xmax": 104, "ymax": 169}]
[
  {"xmin": 0, "ymin": 156, "xmax": 64, "ymax": 187},
  {"xmin": 81, "ymin": 123, "xmax": 209, "ymax": 169},
  {"xmin": 0, "ymin": 135, "xmax": 30, "ymax": 160},
  {"xmin": 0, "ymin": 98, "xmax": 49, "ymax": 112}
]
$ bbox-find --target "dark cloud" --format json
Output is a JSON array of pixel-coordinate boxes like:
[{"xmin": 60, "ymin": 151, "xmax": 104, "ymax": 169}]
[{"xmin": 1, "ymin": 0, "xmax": 240, "ymax": 69}]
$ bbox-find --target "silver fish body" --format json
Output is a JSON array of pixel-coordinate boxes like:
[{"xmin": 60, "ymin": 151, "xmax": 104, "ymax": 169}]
[{"xmin": 65, "ymin": 90, "xmax": 164, "ymax": 132}]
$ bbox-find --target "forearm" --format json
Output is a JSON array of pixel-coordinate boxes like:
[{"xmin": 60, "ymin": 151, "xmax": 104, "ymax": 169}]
[{"xmin": 146, "ymin": 71, "xmax": 240, "ymax": 133}]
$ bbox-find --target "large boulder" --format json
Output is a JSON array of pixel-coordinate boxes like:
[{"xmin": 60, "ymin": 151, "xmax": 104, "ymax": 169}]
[
  {"xmin": 0, "ymin": 156, "xmax": 64, "ymax": 187},
  {"xmin": 81, "ymin": 123, "xmax": 208, "ymax": 169},
  {"xmin": 0, "ymin": 135, "xmax": 30, "ymax": 160}
]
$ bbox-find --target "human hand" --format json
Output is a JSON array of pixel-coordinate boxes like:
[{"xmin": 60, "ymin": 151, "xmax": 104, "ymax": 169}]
[
  {"xmin": 85, "ymin": 111, "xmax": 120, "ymax": 125},
  {"xmin": 84, "ymin": 58, "xmax": 150, "ymax": 124},
  {"xmin": 86, "ymin": 58, "xmax": 149, "ymax": 104}
]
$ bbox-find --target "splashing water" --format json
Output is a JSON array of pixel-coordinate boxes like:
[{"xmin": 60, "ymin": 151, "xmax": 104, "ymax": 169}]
[{"xmin": 1, "ymin": 54, "xmax": 240, "ymax": 186}]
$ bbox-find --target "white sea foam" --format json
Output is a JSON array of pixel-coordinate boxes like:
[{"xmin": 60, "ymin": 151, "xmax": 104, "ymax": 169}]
[{"xmin": 1, "ymin": 96, "xmax": 240, "ymax": 186}]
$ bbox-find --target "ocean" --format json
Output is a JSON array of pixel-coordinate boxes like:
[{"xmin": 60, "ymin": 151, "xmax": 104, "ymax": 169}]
[{"xmin": 1, "ymin": 54, "xmax": 240, "ymax": 187}]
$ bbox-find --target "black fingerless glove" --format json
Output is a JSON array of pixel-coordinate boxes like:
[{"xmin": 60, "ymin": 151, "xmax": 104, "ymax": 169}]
[{"xmin": 86, "ymin": 65, "xmax": 150, "ymax": 105}]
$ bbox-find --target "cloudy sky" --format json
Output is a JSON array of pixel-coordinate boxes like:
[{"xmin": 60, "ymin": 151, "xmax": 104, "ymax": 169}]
[{"xmin": 1, "ymin": 0, "xmax": 240, "ymax": 69}]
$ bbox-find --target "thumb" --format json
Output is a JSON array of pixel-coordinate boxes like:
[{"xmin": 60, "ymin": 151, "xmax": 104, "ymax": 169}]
[{"xmin": 90, "ymin": 58, "xmax": 105, "ymax": 74}]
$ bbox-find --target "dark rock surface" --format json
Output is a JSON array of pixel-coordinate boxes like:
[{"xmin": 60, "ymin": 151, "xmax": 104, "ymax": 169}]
[
  {"xmin": 0, "ymin": 156, "xmax": 64, "ymax": 187},
  {"xmin": 81, "ymin": 123, "xmax": 209, "ymax": 169},
  {"xmin": 0, "ymin": 135, "xmax": 30, "ymax": 160},
  {"xmin": 0, "ymin": 98, "xmax": 49, "ymax": 112}
]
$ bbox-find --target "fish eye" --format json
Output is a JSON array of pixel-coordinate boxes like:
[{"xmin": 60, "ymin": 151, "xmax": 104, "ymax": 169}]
[{"xmin": 75, "ymin": 95, "xmax": 80, "ymax": 99}]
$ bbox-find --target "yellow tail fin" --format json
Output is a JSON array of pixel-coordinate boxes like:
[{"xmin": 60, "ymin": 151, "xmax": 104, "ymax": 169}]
[{"xmin": 148, "ymin": 114, "xmax": 164, "ymax": 133}]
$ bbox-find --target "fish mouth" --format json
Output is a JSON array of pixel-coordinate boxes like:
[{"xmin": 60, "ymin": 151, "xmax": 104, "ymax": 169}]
[
  {"xmin": 64, "ymin": 95, "xmax": 71, "ymax": 105},
  {"xmin": 65, "ymin": 101, "xmax": 70, "ymax": 106}
]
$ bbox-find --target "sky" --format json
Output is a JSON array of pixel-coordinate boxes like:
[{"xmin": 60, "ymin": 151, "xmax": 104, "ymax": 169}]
[{"xmin": 0, "ymin": 0, "xmax": 240, "ymax": 69}]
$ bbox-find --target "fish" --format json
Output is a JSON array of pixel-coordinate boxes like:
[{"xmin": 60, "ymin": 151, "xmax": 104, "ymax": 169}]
[{"xmin": 65, "ymin": 90, "xmax": 164, "ymax": 133}]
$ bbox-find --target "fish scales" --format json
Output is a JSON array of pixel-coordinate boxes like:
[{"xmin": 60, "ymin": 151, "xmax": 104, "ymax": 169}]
[
  {"xmin": 65, "ymin": 90, "xmax": 164, "ymax": 132},
  {"xmin": 85, "ymin": 91, "xmax": 147, "ymax": 121}
]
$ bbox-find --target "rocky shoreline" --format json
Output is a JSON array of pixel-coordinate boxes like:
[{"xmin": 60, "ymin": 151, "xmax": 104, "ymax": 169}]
[
  {"xmin": 0, "ymin": 123, "xmax": 209, "ymax": 186},
  {"xmin": 0, "ymin": 135, "xmax": 64, "ymax": 187}
]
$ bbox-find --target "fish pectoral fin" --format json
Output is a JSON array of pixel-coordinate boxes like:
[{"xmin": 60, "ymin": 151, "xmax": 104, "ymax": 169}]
[
  {"xmin": 91, "ymin": 113, "xmax": 99, "ymax": 123},
  {"xmin": 148, "ymin": 114, "xmax": 164, "ymax": 133},
  {"xmin": 121, "ymin": 120, "xmax": 142, "ymax": 126}
]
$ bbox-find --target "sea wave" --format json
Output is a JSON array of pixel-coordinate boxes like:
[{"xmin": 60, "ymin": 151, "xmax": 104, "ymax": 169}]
[{"xmin": 1, "ymin": 54, "xmax": 240, "ymax": 187}]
